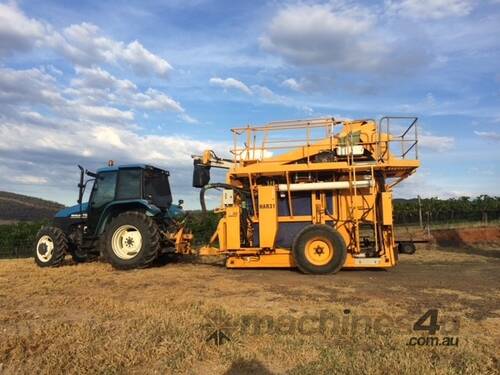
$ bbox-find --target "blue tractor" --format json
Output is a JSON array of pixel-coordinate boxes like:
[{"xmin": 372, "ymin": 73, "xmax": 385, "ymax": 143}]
[{"xmin": 34, "ymin": 163, "xmax": 192, "ymax": 269}]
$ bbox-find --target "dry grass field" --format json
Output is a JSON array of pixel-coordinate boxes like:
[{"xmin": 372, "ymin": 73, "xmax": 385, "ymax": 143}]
[{"xmin": 0, "ymin": 240, "xmax": 499, "ymax": 374}]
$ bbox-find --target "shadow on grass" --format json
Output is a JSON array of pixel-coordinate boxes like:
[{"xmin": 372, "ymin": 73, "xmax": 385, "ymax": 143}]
[
  {"xmin": 436, "ymin": 246, "xmax": 500, "ymax": 259},
  {"xmin": 157, "ymin": 254, "xmax": 396, "ymax": 274},
  {"xmin": 224, "ymin": 358, "xmax": 274, "ymax": 375}
]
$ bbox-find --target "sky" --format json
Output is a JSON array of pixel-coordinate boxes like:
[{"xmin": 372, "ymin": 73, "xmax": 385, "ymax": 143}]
[{"xmin": 0, "ymin": 0, "xmax": 499, "ymax": 209}]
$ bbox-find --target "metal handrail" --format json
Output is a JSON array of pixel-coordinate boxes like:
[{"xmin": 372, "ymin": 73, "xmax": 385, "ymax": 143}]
[
  {"xmin": 230, "ymin": 117, "xmax": 419, "ymax": 163},
  {"xmin": 378, "ymin": 116, "xmax": 419, "ymax": 161}
]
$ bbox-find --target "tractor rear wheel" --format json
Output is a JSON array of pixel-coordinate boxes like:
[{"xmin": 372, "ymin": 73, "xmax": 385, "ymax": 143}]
[
  {"xmin": 292, "ymin": 224, "xmax": 347, "ymax": 274},
  {"xmin": 104, "ymin": 211, "xmax": 160, "ymax": 270},
  {"xmin": 34, "ymin": 226, "xmax": 68, "ymax": 267}
]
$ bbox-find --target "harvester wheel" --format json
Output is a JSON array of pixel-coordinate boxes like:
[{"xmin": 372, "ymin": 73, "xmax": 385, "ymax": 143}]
[
  {"xmin": 104, "ymin": 211, "xmax": 160, "ymax": 270},
  {"xmin": 34, "ymin": 226, "xmax": 68, "ymax": 267},
  {"xmin": 292, "ymin": 224, "xmax": 347, "ymax": 274},
  {"xmin": 398, "ymin": 242, "xmax": 416, "ymax": 255}
]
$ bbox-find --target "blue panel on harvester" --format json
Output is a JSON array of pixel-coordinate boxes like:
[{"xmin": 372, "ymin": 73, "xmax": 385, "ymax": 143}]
[
  {"xmin": 251, "ymin": 190, "xmax": 333, "ymax": 248},
  {"xmin": 277, "ymin": 191, "xmax": 312, "ymax": 216},
  {"xmin": 326, "ymin": 191, "xmax": 334, "ymax": 215},
  {"xmin": 276, "ymin": 222, "xmax": 308, "ymax": 248}
]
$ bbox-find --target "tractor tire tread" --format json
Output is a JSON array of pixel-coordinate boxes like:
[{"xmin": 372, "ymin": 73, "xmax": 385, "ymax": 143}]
[
  {"xmin": 104, "ymin": 211, "xmax": 160, "ymax": 270},
  {"xmin": 34, "ymin": 226, "xmax": 68, "ymax": 267}
]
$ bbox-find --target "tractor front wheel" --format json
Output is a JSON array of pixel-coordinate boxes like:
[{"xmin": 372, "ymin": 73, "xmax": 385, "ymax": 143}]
[
  {"xmin": 104, "ymin": 211, "xmax": 160, "ymax": 270},
  {"xmin": 34, "ymin": 226, "xmax": 68, "ymax": 267}
]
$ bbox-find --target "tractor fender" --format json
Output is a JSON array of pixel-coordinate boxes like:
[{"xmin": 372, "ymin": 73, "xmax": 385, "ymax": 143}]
[{"xmin": 96, "ymin": 199, "xmax": 161, "ymax": 236}]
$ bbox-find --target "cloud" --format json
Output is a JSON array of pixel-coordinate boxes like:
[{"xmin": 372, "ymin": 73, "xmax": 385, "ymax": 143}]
[
  {"xmin": 129, "ymin": 88, "xmax": 184, "ymax": 112},
  {"xmin": 209, "ymin": 77, "xmax": 252, "ymax": 95},
  {"xmin": 0, "ymin": 119, "xmax": 219, "ymax": 168},
  {"xmin": 474, "ymin": 130, "xmax": 500, "ymax": 141},
  {"xmin": 393, "ymin": 171, "xmax": 472, "ymax": 199},
  {"xmin": 419, "ymin": 134, "xmax": 455, "ymax": 152},
  {"xmin": 0, "ymin": 0, "xmax": 200, "ymax": 203},
  {"xmin": 385, "ymin": 0, "xmax": 475, "ymax": 19},
  {"xmin": 250, "ymin": 84, "xmax": 312, "ymax": 113},
  {"xmin": 179, "ymin": 113, "xmax": 199, "ymax": 124},
  {"xmin": 67, "ymin": 66, "xmax": 185, "ymax": 113},
  {"xmin": 281, "ymin": 78, "xmax": 305, "ymax": 92},
  {"xmin": 386, "ymin": 119, "xmax": 455, "ymax": 152},
  {"xmin": 260, "ymin": 2, "xmax": 431, "ymax": 74},
  {"xmin": 8, "ymin": 175, "xmax": 48, "ymax": 185},
  {"xmin": 121, "ymin": 40, "xmax": 172, "ymax": 77},
  {"xmin": 0, "ymin": 2, "xmax": 46, "ymax": 57},
  {"xmin": 50, "ymin": 23, "xmax": 173, "ymax": 77},
  {"xmin": 0, "ymin": 108, "xmax": 222, "ymax": 201},
  {"xmin": 0, "ymin": 3, "xmax": 172, "ymax": 78},
  {"xmin": 209, "ymin": 76, "xmax": 313, "ymax": 112},
  {"xmin": 0, "ymin": 67, "xmax": 64, "ymax": 106},
  {"xmin": 0, "ymin": 66, "xmax": 185, "ymax": 124},
  {"xmin": 71, "ymin": 66, "xmax": 137, "ymax": 92},
  {"xmin": 0, "ymin": 24, "xmax": 200, "ymax": 203},
  {"xmin": 75, "ymin": 104, "xmax": 134, "ymax": 122}
]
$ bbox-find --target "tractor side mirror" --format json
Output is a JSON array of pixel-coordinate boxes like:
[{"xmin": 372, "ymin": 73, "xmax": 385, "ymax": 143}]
[
  {"xmin": 77, "ymin": 165, "xmax": 85, "ymax": 204},
  {"xmin": 178, "ymin": 199, "xmax": 184, "ymax": 206}
]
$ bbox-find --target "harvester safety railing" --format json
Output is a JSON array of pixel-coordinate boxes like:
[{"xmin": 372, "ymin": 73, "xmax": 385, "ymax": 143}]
[
  {"xmin": 229, "ymin": 117, "xmax": 419, "ymax": 164},
  {"xmin": 230, "ymin": 117, "xmax": 339, "ymax": 162},
  {"xmin": 377, "ymin": 116, "xmax": 419, "ymax": 161}
]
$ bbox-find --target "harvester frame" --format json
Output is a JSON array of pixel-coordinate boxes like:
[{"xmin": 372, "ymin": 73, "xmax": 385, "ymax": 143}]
[{"xmin": 194, "ymin": 116, "xmax": 419, "ymax": 274}]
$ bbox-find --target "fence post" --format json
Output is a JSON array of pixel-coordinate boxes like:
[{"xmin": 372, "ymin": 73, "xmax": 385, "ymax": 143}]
[
  {"xmin": 426, "ymin": 212, "xmax": 431, "ymax": 238},
  {"xmin": 418, "ymin": 195, "xmax": 423, "ymax": 229}
]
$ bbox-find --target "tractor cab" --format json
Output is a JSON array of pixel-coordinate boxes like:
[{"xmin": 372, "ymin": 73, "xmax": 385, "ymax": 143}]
[
  {"xmin": 35, "ymin": 163, "xmax": 191, "ymax": 269},
  {"xmin": 84, "ymin": 164, "xmax": 174, "ymax": 235},
  {"xmin": 54, "ymin": 164, "xmax": 179, "ymax": 235}
]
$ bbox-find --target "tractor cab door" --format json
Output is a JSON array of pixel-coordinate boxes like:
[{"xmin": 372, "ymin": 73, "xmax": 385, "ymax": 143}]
[
  {"xmin": 144, "ymin": 168, "xmax": 172, "ymax": 209},
  {"xmin": 86, "ymin": 171, "xmax": 118, "ymax": 236}
]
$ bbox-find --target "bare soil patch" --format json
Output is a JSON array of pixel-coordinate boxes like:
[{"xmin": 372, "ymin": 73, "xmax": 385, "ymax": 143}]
[{"xmin": 432, "ymin": 227, "xmax": 500, "ymax": 248}]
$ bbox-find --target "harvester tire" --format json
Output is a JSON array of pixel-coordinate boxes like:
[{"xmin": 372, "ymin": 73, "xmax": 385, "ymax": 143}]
[
  {"xmin": 292, "ymin": 224, "xmax": 347, "ymax": 274},
  {"xmin": 104, "ymin": 211, "xmax": 160, "ymax": 270},
  {"xmin": 34, "ymin": 226, "xmax": 68, "ymax": 267},
  {"xmin": 398, "ymin": 242, "xmax": 416, "ymax": 255}
]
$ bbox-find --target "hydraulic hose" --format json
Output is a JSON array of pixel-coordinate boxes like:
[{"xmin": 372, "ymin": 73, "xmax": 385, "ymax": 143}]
[{"xmin": 199, "ymin": 183, "xmax": 250, "ymax": 212}]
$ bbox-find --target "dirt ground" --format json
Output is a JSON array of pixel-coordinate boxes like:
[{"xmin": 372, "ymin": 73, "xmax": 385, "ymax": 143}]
[
  {"xmin": 0, "ymin": 241, "xmax": 499, "ymax": 374},
  {"xmin": 432, "ymin": 227, "xmax": 500, "ymax": 249}
]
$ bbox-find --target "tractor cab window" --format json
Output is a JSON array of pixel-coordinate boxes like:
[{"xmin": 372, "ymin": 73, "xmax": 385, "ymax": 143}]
[
  {"xmin": 144, "ymin": 169, "xmax": 172, "ymax": 208},
  {"xmin": 91, "ymin": 171, "xmax": 117, "ymax": 208},
  {"xmin": 116, "ymin": 168, "xmax": 142, "ymax": 200}
]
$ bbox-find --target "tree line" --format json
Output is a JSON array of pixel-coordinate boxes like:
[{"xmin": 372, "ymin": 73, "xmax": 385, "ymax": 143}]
[{"xmin": 394, "ymin": 195, "xmax": 500, "ymax": 224}]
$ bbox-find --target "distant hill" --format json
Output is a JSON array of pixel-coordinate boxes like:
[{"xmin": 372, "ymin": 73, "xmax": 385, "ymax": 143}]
[
  {"xmin": 393, "ymin": 198, "xmax": 419, "ymax": 204},
  {"xmin": 0, "ymin": 191, "xmax": 64, "ymax": 223}
]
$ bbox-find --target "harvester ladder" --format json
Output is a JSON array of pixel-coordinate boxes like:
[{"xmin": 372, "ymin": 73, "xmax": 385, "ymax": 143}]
[
  {"xmin": 346, "ymin": 131, "xmax": 381, "ymax": 255},
  {"xmin": 370, "ymin": 165, "xmax": 379, "ymax": 255},
  {"xmin": 346, "ymin": 131, "xmax": 360, "ymax": 253}
]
